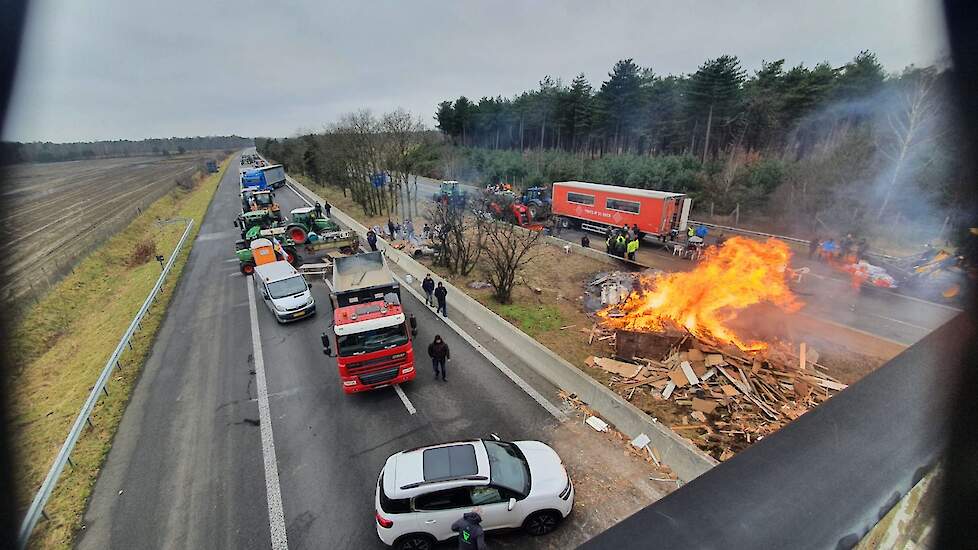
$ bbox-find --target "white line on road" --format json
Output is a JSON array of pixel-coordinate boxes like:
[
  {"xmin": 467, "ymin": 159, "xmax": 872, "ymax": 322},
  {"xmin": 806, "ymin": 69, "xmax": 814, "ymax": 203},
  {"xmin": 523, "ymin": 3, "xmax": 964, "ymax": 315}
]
[
  {"xmin": 247, "ymin": 281, "xmax": 290, "ymax": 550},
  {"xmin": 394, "ymin": 385, "xmax": 417, "ymax": 415},
  {"xmin": 393, "ymin": 272, "xmax": 568, "ymax": 421}
]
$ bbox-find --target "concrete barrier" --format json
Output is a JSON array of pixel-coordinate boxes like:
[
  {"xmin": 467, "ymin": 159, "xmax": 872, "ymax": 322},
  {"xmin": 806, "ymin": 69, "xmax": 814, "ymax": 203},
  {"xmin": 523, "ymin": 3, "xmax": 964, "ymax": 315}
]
[{"xmin": 286, "ymin": 177, "xmax": 718, "ymax": 481}]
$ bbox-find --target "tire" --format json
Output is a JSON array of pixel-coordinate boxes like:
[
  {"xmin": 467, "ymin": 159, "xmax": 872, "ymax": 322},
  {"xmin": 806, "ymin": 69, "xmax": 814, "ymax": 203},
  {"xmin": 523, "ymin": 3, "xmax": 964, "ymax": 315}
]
[
  {"xmin": 523, "ymin": 510, "xmax": 562, "ymax": 536},
  {"xmin": 559, "ymin": 217, "xmax": 570, "ymax": 229},
  {"xmin": 527, "ymin": 204, "xmax": 538, "ymax": 220},
  {"xmin": 393, "ymin": 533, "xmax": 436, "ymax": 550},
  {"xmin": 240, "ymin": 262, "xmax": 256, "ymax": 275}
]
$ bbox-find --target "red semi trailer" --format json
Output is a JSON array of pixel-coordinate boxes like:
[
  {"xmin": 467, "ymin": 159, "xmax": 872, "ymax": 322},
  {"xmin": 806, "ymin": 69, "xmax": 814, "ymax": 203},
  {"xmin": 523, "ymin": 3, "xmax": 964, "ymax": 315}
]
[{"xmin": 551, "ymin": 181, "xmax": 692, "ymax": 239}]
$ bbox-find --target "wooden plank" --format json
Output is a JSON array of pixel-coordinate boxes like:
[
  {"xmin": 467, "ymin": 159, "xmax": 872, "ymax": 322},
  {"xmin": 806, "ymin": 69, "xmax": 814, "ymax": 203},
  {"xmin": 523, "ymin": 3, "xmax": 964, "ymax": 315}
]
[
  {"xmin": 817, "ymin": 379, "xmax": 848, "ymax": 391},
  {"xmin": 799, "ymin": 342, "xmax": 807, "ymax": 371},
  {"xmin": 704, "ymin": 354, "xmax": 727, "ymax": 367},
  {"xmin": 593, "ymin": 357, "xmax": 643, "ymax": 378},
  {"xmin": 668, "ymin": 369, "xmax": 688, "ymax": 387},
  {"xmin": 721, "ymin": 384, "xmax": 740, "ymax": 397},
  {"xmin": 680, "ymin": 361, "xmax": 699, "ymax": 385},
  {"xmin": 692, "ymin": 398, "xmax": 719, "ymax": 414},
  {"xmin": 687, "ymin": 348, "xmax": 705, "ymax": 361},
  {"xmin": 661, "ymin": 381, "xmax": 676, "ymax": 399}
]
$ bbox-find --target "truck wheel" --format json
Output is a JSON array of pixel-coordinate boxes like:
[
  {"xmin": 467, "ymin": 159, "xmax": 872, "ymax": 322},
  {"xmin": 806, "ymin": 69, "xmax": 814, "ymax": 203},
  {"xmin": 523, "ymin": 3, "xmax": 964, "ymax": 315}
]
[
  {"xmin": 240, "ymin": 262, "xmax": 256, "ymax": 275},
  {"xmin": 560, "ymin": 217, "xmax": 570, "ymax": 229}
]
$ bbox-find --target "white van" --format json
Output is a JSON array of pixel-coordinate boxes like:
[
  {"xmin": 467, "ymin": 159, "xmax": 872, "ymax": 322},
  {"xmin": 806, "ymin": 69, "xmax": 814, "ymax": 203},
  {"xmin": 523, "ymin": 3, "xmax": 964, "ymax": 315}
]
[{"xmin": 253, "ymin": 261, "xmax": 316, "ymax": 323}]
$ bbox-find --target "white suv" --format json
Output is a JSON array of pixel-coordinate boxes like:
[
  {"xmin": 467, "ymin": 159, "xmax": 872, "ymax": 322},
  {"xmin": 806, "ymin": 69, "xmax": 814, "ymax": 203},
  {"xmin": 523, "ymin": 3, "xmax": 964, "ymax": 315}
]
[{"xmin": 374, "ymin": 439, "xmax": 574, "ymax": 549}]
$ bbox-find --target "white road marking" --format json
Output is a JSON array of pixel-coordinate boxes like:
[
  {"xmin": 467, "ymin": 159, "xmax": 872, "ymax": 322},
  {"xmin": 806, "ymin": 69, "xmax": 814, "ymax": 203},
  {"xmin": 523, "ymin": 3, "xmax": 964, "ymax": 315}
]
[
  {"xmin": 393, "ymin": 272, "xmax": 567, "ymax": 420},
  {"xmin": 280, "ymin": 179, "xmax": 566, "ymax": 420},
  {"xmin": 394, "ymin": 385, "xmax": 417, "ymax": 415},
  {"xmin": 247, "ymin": 281, "xmax": 290, "ymax": 550}
]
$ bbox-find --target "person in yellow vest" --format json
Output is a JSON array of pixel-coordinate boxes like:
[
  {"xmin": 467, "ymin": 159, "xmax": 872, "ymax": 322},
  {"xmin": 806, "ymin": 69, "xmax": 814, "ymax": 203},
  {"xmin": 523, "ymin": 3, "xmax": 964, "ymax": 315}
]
[
  {"xmin": 615, "ymin": 233, "xmax": 627, "ymax": 258},
  {"xmin": 626, "ymin": 237, "xmax": 639, "ymax": 261},
  {"xmin": 687, "ymin": 225, "xmax": 695, "ymax": 241}
]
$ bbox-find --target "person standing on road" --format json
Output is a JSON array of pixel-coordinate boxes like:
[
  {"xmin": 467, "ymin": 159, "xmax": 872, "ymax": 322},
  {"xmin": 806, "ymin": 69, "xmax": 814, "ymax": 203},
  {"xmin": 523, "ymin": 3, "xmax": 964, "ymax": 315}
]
[
  {"xmin": 422, "ymin": 274, "xmax": 436, "ymax": 306},
  {"xmin": 314, "ymin": 201, "xmax": 323, "ymax": 218},
  {"xmin": 323, "ymin": 200, "xmax": 332, "ymax": 218},
  {"xmin": 626, "ymin": 237, "xmax": 639, "ymax": 261},
  {"xmin": 405, "ymin": 218, "xmax": 416, "ymax": 241},
  {"xmin": 452, "ymin": 511, "xmax": 487, "ymax": 549},
  {"xmin": 581, "ymin": 234, "xmax": 590, "ymax": 248},
  {"xmin": 366, "ymin": 229, "xmax": 378, "ymax": 252},
  {"xmin": 615, "ymin": 232, "xmax": 627, "ymax": 258},
  {"xmin": 434, "ymin": 282, "xmax": 448, "ymax": 317},
  {"xmin": 428, "ymin": 335, "xmax": 450, "ymax": 381},
  {"xmin": 387, "ymin": 218, "xmax": 396, "ymax": 239}
]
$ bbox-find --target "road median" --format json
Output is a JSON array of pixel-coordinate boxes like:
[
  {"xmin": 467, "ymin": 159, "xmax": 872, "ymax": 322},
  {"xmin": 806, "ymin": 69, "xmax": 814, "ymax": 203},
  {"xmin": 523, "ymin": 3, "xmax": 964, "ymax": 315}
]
[{"xmin": 286, "ymin": 176, "xmax": 719, "ymax": 482}]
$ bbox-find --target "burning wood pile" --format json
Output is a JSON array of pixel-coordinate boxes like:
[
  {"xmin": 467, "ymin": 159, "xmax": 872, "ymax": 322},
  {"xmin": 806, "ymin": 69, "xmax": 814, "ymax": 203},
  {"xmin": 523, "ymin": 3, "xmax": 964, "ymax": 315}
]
[
  {"xmin": 590, "ymin": 236, "xmax": 848, "ymax": 460},
  {"xmin": 587, "ymin": 332, "xmax": 847, "ymax": 460}
]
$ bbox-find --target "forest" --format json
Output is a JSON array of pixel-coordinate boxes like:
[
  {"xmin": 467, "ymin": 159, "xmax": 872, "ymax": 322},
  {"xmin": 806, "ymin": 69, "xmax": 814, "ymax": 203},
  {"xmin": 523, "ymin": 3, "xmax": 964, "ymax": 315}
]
[
  {"xmin": 0, "ymin": 135, "xmax": 253, "ymax": 165},
  {"xmin": 263, "ymin": 51, "xmax": 966, "ymax": 250}
]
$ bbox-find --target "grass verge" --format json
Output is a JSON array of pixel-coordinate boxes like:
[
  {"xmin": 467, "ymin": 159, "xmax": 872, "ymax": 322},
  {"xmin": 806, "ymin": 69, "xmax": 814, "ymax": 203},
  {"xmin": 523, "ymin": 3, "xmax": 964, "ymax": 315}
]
[{"xmin": 9, "ymin": 156, "xmax": 230, "ymax": 549}]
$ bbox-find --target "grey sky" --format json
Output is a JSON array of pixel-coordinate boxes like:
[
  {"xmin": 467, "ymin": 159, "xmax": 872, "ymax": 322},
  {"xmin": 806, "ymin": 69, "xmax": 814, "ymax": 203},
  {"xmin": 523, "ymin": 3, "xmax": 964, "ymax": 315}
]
[{"xmin": 3, "ymin": 0, "xmax": 948, "ymax": 143}]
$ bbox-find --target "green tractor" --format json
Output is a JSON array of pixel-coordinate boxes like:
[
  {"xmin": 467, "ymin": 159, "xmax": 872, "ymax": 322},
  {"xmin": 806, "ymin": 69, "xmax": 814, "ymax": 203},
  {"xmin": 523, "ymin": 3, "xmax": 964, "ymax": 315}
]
[
  {"xmin": 283, "ymin": 206, "xmax": 341, "ymax": 244},
  {"xmin": 433, "ymin": 180, "xmax": 467, "ymax": 210}
]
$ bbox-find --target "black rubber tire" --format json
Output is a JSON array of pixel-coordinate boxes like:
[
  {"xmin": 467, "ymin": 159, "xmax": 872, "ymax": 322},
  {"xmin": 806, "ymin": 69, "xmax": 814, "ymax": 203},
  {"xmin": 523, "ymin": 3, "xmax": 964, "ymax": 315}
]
[
  {"xmin": 240, "ymin": 262, "xmax": 256, "ymax": 275},
  {"xmin": 393, "ymin": 533, "xmax": 436, "ymax": 550},
  {"xmin": 523, "ymin": 510, "xmax": 562, "ymax": 536}
]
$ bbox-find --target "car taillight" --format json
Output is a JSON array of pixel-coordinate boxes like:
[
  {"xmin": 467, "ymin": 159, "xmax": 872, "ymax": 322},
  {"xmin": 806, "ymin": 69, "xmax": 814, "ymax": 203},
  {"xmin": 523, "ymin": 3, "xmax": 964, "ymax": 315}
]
[{"xmin": 375, "ymin": 512, "xmax": 393, "ymax": 528}]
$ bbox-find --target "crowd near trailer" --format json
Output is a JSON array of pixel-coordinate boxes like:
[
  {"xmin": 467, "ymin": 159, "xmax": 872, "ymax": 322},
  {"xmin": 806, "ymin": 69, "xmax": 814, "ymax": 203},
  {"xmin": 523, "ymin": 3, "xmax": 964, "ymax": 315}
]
[{"xmin": 551, "ymin": 181, "xmax": 691, "ymax": 239}]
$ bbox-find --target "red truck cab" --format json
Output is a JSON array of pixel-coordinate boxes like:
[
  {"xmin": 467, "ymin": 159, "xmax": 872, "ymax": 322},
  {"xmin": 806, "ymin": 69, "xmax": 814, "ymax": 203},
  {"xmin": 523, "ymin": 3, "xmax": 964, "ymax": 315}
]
[{"xmin": 329, "ymin": 298, "xmax": 416, "ymax": 393}]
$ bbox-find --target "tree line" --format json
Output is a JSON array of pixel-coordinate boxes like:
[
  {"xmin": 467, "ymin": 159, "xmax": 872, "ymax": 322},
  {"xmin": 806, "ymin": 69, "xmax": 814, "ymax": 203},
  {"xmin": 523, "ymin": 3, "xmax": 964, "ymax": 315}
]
[
  {"xmin": 257, "ymin": 110, "xmax": 440, "ymax": 220},
  {"xmin": 0, "ymin": 135, "xmax": 253, "ymax": 165}
]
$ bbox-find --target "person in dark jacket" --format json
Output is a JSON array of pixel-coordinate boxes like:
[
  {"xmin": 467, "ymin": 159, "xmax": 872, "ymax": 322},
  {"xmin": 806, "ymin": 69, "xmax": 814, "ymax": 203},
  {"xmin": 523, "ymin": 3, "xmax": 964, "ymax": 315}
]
[
  {"xmin": 314, "ymin": 201, "xmax": 323, "ymax": 218},
  {"xmin": 581, "ymin": 234, "xmax": 590, "ymax": 248},
  {"xmin": 366, "ymin": 229, "xmax": 378, "ymax": 252},
  {"xmin": 434, "ymin": 282, "xmax": 448, "ymax": 317},
  {"xmin": 451, "ymin": 511, "xmax": 487, "ymax": 549},
  {"xmin": 427, "ymin": 335, "xmax": 450, "ymax": 381},
  {"xmin": 323, "ymin": 200, "xmax": 332, "ymax": 218},
  {"xmin": 422, "ymin": 274, "xmax": 436, "ymax": 306},
  {"xmin": 387, "ymin": 218, "xmax": 396, "ymax": 239}
]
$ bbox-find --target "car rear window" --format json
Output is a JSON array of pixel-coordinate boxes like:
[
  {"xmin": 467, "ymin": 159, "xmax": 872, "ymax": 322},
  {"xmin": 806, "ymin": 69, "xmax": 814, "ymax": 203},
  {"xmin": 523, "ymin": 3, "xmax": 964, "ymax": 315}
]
[
  {"xmin": 378, "ymin": 472, "xmax": 411, "ymax": 514},
  {"xmin": 423, "ymin": 444, "xmax": 478, "ymax": 481}
]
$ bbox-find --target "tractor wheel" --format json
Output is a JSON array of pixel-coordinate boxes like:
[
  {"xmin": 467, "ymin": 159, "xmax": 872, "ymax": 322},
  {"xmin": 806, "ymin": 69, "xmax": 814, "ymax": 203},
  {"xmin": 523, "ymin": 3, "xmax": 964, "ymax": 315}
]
[
  {"xmin": 287, "ymin": 225, "xmax": 308, "ymax": 244},
  {"xmin": 527, "ymin": 204, "xmax": 538, "ymax": 220},
  {"xmin": 240, "ymin": 262, "xmax": 256, "ymax": 275}
]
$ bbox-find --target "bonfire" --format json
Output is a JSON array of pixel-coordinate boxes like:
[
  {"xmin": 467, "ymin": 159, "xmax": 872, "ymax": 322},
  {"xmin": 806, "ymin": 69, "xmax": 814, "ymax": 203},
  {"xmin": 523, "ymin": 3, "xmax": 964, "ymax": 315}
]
[{"xmin": 599, "ymin": 237, "xmax": 803, "ymax": 351}]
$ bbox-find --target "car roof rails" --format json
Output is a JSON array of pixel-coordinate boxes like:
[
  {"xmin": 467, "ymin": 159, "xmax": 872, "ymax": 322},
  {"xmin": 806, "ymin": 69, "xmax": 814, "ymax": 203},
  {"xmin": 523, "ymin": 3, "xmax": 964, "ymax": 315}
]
[{"xmin": 399, "ymin": 475, "xmax": 488, "ymax": 491}]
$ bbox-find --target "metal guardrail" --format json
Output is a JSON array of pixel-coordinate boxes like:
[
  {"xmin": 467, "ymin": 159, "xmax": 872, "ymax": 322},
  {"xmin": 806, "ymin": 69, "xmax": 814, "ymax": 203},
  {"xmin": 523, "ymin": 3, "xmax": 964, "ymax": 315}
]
[{"xmin": 17, "ymin": 217, "xmax": 196, "ymax": 549}]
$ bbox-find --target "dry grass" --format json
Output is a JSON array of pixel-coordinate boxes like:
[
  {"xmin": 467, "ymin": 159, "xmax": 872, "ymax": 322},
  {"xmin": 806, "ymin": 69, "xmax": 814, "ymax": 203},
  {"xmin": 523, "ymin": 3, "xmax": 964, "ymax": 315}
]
[{"xmin": 9, "ymin": 157, "xmax": 230, "ymax": 549}]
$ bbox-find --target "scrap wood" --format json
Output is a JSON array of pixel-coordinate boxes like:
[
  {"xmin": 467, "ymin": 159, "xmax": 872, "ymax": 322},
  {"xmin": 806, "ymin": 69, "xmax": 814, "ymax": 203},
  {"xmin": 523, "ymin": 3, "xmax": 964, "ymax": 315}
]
[
  {"xmin": 661, "ymin": 381, "xmax": 676, "ymax": 399},
  {"xmin": 559, "ymin": 325, "xmax": 576, "ymax": 330},
  {"xmin": 704, "ymin": 354, "xmax": 727, "ymax": 367},
  {"xmin": 593, "ymin": 357, "xmax": 644, "ymax": 378},
  {"xmin": 680, "ymin": 361, "xmax": 699, "ymax": 385},
  {"xmin": 670, "ymin": 423, "xmax": 709, "ymax": 430},
  {"xmin": 692, "ymin": 398, "xmax": 719, "ymax": 414}
]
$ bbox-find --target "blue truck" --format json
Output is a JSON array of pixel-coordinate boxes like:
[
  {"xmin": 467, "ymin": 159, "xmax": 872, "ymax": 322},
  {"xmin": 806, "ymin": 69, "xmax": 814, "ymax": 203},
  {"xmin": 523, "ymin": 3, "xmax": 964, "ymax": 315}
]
[{"xmin": 240, "ymin": 164, "xmax": 287, "ymax": 190}]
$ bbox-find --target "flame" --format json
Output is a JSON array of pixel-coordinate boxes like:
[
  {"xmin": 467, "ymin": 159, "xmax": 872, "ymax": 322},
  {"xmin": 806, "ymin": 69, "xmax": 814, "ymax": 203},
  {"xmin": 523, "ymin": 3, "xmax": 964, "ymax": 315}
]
[{"xmin": 599, "ymin": 237, "xmax": 803, "ymax": 351}]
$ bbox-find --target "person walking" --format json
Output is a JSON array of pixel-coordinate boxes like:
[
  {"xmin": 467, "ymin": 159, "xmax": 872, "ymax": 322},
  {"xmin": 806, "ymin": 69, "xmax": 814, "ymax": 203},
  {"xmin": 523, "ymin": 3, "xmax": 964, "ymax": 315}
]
[
  {"xmin": 581, "ymin": 234, "xmax": 590, "ymax": 248},
  {"xmin": 387, "ymin": 218, "xmax": 396, "ymax": 239},
  {"xmin": 314, "ymin": 201, "xmax": 323, "ymax": 218},
  {"xmin": 452, "ymin": 511, "xmax": 487, "ymax": 549},
  {"xmin": 434, "ymin": 282, "xmax": 448, "ymax": 317},
  {"xmin": 427, "ymin": 335, "xmax": 450, "ymax": 381},
  {"xmin": 366, "ymin": 229, "xmax": 378, "ymax": 252},
  {"xmin": 405, "ymin": 218, "xmax": 416, "ymax": 241},
  {"xmin": 422, "ymin": 274, "xmax": 436, "ymax": 306},
  {"xmin": 323, "ymin": 200, "xmax": 332, "ymax": 218}
]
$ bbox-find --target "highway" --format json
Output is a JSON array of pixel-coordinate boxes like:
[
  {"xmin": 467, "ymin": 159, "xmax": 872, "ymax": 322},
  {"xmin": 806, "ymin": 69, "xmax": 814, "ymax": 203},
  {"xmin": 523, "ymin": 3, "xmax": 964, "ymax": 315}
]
[
  {"xmin": 76, "ymin": 154, "xmax": 666, "ymax": 549},
  {"xmin": 410, "ymin": 176, "xmax": 959, "ymax": 347}
]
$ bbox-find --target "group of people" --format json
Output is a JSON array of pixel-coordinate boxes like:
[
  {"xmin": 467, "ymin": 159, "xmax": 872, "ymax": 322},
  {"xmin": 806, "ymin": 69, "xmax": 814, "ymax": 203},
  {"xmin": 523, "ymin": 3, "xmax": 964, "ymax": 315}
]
[
  {"xmin": 605, "ymin": 224, "xmax": 642, "ymax": 261},
  {"xmin": 386, "ymin": 218, "xmax": 417, "ymax": 241},
  {"xmin": 421, "ymin": 273, "xmax": 451, "ymax": 380},
  {"xmin": 809, "ymin": 233, "xmax": 868, "ymax": 263},
  {"xmin": 313, "ymin": 200, "xmax": 331, "ymax": 219}
]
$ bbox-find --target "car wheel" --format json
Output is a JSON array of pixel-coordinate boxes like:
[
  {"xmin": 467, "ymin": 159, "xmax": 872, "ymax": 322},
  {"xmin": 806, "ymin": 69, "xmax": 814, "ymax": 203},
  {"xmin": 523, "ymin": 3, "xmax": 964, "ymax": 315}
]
[
  {"xmin": 394, "ymin": 533, "xmax": 436, "ymax": 550},
  {"xmin": 240, "ymin": 262, "xmax": 255, "ymax": 275},
  {"xmin": 523, "ymin": 510, "xmax": 561, "ymax": 536}
]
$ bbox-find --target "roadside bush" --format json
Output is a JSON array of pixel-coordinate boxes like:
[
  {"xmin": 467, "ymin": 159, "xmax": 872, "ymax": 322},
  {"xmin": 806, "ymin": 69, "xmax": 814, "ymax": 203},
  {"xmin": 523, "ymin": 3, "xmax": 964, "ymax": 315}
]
[{"xmin": 126, "ymin": 239, "xmax": 157, "ymax": 267}]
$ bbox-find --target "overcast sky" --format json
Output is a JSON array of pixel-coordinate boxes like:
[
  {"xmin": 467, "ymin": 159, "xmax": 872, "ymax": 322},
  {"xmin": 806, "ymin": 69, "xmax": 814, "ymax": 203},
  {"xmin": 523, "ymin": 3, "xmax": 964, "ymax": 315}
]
[{"xmin": 3, "ymin": 0, "xmax": 948, "ymax": 143}]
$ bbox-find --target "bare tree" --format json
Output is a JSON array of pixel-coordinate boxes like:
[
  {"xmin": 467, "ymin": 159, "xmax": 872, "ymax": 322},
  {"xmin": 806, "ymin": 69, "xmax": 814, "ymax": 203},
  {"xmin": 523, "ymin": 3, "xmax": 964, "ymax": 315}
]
[
  {"xmin": 875, "ymin": 68, "xmax": 944, "ymax": 221},
  {"xmin": 478, "ymin": 215, "xmax": 543, "ymax": 303},
  {"xmin": 427, "ymin": 201, "xmax": 483, "ymax": 276}
]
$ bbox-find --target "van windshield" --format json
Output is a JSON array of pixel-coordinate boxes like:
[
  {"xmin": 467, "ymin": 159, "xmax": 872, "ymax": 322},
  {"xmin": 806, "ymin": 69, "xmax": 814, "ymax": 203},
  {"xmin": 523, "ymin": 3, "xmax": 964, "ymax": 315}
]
[
  {"xmin": 267, "ymin": 275, "xmax": 307, "ymax": 299},
  {"xmin": 337, "ymin": 324, "xmax": 408, "ymax": 356}
]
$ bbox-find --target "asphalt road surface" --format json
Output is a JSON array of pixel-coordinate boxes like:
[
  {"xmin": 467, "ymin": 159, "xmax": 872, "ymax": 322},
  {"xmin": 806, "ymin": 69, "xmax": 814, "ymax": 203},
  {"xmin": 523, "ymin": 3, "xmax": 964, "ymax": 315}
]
[
  {"xmin": 76, "ymin": 155, "xmax": 575, "ymax": 550},
  {"xmin": 411, "ymin": 175, "xmax": 958, "ymax": 346}
]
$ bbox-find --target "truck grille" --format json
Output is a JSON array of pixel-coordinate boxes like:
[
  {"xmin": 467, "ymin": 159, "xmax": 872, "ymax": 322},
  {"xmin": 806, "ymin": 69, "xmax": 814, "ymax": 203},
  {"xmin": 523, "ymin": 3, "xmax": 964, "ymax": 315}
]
[{"xmin": 358, "ymin": 367, "xmax": 400, "ymax": 386}]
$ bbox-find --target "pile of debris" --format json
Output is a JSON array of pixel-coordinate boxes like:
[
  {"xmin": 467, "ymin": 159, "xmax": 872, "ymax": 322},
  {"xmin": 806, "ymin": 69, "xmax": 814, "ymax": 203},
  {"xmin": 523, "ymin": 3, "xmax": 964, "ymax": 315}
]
[{"xmin": 586, "ymin": 330, "xmax": 848, "ymax": 460}]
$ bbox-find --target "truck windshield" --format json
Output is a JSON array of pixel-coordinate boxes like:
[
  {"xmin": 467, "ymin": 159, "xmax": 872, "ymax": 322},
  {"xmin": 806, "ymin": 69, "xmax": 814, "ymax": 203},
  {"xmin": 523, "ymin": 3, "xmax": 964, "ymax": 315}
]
[
  {"xmin": 266, "ymin": 275, "xmax": 307, "ymax": 299},
  {"xmin": 337, "ymin": 324, "xmax": 408, "ymax": 356},
  {"xmin": 484, "ymin": 441, "xmax": 530, "ymax": 496}
]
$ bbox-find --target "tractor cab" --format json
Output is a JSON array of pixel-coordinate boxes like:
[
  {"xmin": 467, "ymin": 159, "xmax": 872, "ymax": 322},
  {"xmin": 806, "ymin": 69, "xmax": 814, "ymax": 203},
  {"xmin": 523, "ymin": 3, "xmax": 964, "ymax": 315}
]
[
  {"xmin": 250, "ymin": 189, "xmax": 282, "ymax": 220},
  {"xmin": 433, "ymin": 180, "xmax": 467, "ymax": 209},
  {"xmin": 285, "ymin": 207, "xmax": 341, "ymax": 244}
]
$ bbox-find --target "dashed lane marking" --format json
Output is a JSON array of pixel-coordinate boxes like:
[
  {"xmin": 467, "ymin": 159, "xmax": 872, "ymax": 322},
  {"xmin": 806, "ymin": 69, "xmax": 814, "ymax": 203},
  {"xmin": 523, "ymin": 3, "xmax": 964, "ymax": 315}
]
[{"xmin": 394, "ymin": 385, "xmax": 417, "ymax": 415}]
